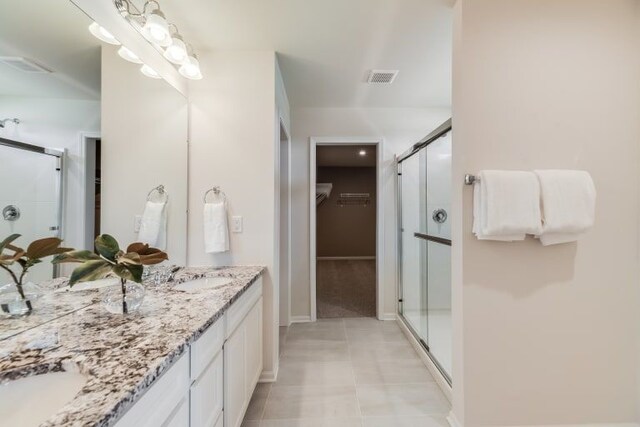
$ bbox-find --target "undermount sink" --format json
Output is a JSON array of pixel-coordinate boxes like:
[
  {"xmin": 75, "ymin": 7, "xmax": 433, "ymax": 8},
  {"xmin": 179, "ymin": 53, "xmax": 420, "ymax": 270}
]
[
  {"xmin": 0, "ymin": 371, "xmax": 87, "ymax": 426},
  {"xmin": 174, "ymin": 277, "xmax": 233, "ymax": 292},
  {"xmin": 56, "ymin": 278, "xmax": 120, "ymax": 293}
]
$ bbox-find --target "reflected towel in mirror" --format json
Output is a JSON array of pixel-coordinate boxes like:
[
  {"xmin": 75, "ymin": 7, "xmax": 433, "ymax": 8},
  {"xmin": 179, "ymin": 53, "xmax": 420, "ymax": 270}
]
[{"xmin": 138, "ymin": 201, "xmax": 167, "ymax": 250}]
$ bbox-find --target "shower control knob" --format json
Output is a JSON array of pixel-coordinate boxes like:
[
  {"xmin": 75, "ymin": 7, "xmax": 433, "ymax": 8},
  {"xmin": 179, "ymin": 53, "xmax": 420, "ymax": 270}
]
[
  {"xmin": 432, "ymin": 208, "xmax": 447, "ymax": 224},
  {"xmin": 2, "ymin": 205, "xmax": 20, "ymax": 221}
]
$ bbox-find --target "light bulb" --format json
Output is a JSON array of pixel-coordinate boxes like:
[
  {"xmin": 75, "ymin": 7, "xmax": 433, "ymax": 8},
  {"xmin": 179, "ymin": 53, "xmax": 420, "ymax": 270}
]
[
  {"xmin": 118, "ymin": 46, "xmax": 142, "ymax": 64},
  {"xmin": 89, "ymin": 22, "xmax": 120, "ymax": 45},
  {"xmin": 179, "ymin": 54, "xmax": 203, "ymax": 80},
  {"xmin": 164, "ymin": 35, "xmax": 188, "ymax": 64},
  {"xmin": 140, "ymin": 64, "xmax": 161, "ymax": 79},
  {"xmin": 142, "ymin": 10, "xmax": 171, "ymax": 47},
  {"xmin": 359, "ymin": 150, "xmax": 366, "ymax": 156}
]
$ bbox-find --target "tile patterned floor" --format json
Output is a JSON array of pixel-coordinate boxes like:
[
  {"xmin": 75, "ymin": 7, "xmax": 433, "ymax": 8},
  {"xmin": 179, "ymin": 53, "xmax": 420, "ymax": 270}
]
[{"xmin": 241, "ymin": 318, "xmax": 450, "ymax": 427}]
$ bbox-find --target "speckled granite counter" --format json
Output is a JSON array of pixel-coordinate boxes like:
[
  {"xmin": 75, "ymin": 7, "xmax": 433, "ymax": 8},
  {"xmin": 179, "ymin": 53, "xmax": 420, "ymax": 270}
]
[{"xmin": 0, "ymin": 265, "xmax": 264, "ymax": 427}]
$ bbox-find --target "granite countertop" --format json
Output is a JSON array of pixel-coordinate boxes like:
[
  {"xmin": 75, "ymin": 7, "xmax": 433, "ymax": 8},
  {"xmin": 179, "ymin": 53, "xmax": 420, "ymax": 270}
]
[{"xmin": 0, "ymin": 265, "xmax": 264, "ymax": 427}]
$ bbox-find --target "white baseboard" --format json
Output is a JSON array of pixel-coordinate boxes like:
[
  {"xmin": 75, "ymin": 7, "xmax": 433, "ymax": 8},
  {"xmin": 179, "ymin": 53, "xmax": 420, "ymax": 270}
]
[
  {"xmin": 378, "ymin": 312, "xmax": 397, "ymax": 321},
  {"xmin": 396, "ymin": 314, "xmax": 452, "ymax": 403},
  {"xmin": 316, "ymin": 256, "xmax": 376, "ymax": 260},
  {"xmin": 290, "ymin": 315, "xmax": 312, "ymax": 323},
  {"xmin": 447, "ymin": 412, "xmax": 462, "ymax": 427},
  {"xmin": 259, "ymin": 363, "xmax": 279, "ymax": 383}
]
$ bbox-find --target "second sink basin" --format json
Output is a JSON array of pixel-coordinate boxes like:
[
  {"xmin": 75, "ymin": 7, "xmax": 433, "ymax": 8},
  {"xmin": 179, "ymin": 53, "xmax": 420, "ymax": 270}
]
[
  {"xmin": 0, "ymin": 371, "xmax": 87, "ymax": 427},
  {"xmin": 174, "ymin": 277, "xmax": 233, "ymax": 292}
]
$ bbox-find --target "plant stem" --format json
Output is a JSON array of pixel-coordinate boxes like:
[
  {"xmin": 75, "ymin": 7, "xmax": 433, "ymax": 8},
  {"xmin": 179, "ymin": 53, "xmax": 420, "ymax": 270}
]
[
  {"xmin": 121, "ymin": 278, "xmax": 128, "ymax": 314},
  {"xmin": 0, "ymin": 263, "xmax": 32, "ymax": 313}
]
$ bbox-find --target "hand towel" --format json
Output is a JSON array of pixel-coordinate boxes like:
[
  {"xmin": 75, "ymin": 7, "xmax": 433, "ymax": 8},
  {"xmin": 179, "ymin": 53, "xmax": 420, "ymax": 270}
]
[
  {"xmin": 138, "ymin": 201, "xmax": 167, "ymax": 250},
  {"xmin": 534, "ymin": 170, "xmax": 596, "ymax": 246},
  {"xmin": 204, "ymin": 201, "xmax": 229, "ymax": 253},
  {"xmin": 472, "ymin": 170, "xmax": 542, "ymax": 241}
]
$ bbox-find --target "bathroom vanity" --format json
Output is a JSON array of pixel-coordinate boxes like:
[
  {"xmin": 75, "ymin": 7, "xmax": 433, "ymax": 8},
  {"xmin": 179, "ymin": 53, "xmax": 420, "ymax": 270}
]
[{"xmin": 0, "ymin": 266, "xmax": 264, "ymax": 427}]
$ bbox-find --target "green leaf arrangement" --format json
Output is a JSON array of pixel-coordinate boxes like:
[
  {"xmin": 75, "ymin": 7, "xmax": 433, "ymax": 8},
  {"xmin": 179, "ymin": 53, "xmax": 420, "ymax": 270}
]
[
  {"xmin": 53, "ymin": 234, "xmax": 168, "ymax": 313},
  {"xmin": 0, "ymin": 234, "xmax": 72, "ymax": 311}
]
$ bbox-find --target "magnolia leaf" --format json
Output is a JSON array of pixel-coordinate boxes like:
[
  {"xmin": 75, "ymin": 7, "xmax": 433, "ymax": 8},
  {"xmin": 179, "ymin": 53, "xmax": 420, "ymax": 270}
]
[
  {"xmin": 53, "ymin": 250, "xmax": 101, "ymax": 264},
  {"xmin": 139, "ymin": 251, "xmax": 168, "ymax": 265},
  {"xmin": 0, "ymin": 234, "xmax": 21, "ymax": 253},
  {"xmin": 0, "ymin": 251, "xmax": 24, "ymax": 265},
  {"xmin": 117, "ymin": 252, "xmax": 142, "ymax": 266},
  {"xmin": 126, "ymin": 242, "xmax": 149, "ymax": 254},
  {"xmin": 95, "ymin": 234, "xmax": 120, "ymax": 262},
  {"xmin": 26, "ymin": 237, "xmax": 71, "ymax": 260},
  {"xmin": 113, "ymin": 264, "xmax": 143, "ymax": 283},
  {"xmin": 68, "ymin": 260, "xmax": 111, "ymax": 286}
]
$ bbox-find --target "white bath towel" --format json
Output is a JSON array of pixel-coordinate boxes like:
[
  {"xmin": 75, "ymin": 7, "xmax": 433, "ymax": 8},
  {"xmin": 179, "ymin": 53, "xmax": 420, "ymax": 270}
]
[
  {"xmin": 534, "ymin": 170, "xmax": 596, "ymax": 246},
  {"xmin": 472, "ymin": 170, "xmax": 542, "ymax": 241},
  {"xmin": 138, "ymin": 201, "xmax": 167, "ymax": 250},
  {"xmin": 204, "ymin": 201, "xmax": 229, "ymax": 253}
]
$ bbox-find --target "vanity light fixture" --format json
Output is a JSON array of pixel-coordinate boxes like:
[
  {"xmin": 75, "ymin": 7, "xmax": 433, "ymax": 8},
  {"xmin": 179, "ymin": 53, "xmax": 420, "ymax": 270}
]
[
  {"xmin": 179, "ymin": 45, "xmax": 203, "ymax": 80},
  {"xmin": 117, "ymin": 46, "xmax": 143, "ymax": 64},
  {"xmin": 88, "ymin": 22, "xmax": 120, "ymax": 45},
  {"xmin": 140, "ymin": 64, "xmax": 161, "ymax": 79},
  {"xmin": 163, "ymin": 29, "xmax": 188, "ymax": 65},
  {"xmin": 113, "ymin": 0, "xmax": 204, "ymax": 80}
]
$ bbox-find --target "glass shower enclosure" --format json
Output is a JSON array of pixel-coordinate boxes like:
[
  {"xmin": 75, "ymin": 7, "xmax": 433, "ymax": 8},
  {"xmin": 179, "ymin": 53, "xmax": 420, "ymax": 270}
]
[
  {"xmin": 397, "ymin": 119, "xmax": 452, "ymax": 383},
  {"xmin": 0, "ymin": 138, "xmax": 64, "ymax": 283}
]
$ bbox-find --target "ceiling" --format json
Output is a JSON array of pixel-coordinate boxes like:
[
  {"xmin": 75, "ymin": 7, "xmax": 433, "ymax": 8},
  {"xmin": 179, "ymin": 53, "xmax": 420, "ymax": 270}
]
[
  {"xmin": 161, "ymin": 0, "xmax": 453, "ymax": 108},
  {"xmin": 0, "ymin": 0, "xmax": 101, "ymax": 100},
  {"xmin": 317, "ymin": 145, "xmax": 377, "ymax": 167}
]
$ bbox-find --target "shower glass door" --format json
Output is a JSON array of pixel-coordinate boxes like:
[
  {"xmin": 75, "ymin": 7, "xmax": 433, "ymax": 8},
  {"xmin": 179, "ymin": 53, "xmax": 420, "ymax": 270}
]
[
  {"xmin": 398, "ymin": 126, "xmax": 452, "ymax": 383},
  {"xmin": 0, "ymin": 141, "xmax": 63, "ymax": 283}
]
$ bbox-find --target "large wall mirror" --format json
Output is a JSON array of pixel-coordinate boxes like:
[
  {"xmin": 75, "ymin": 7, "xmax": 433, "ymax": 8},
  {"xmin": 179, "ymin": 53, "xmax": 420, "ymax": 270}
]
[{"xmin": 0, "ymin": 0, "xmax": 188, "ymax": 283}]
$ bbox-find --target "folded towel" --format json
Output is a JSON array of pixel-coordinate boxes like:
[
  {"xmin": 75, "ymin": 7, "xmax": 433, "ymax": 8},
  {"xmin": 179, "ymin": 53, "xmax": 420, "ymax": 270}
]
[
  {"xmin": 472, "ymin": 170, "xmax": 542, "ymax": 241},
  {"xmin": 138, "ymin": 201, "xmax": 167, "ymax": 250},
  {"xmin": 204, "ymin": 201, "xmax": 229, "ymax": 253},
  {"xmin": 534, "ymin": 170, "xmax": 596, "ymax": 246}
]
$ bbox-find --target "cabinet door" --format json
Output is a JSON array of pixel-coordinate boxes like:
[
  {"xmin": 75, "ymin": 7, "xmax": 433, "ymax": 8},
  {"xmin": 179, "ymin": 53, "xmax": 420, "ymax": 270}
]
[
  {"xmin": 163, "ymin": 396, "xmax": 189, "ymax": 427},
  {"xmin": 191, "ymin": 350, "xmax": 224, "ymax": 427},
  {"xmin": 244, "ymin": 298, "xmax": 263, "ymax": 394},
  {"xmin": 224, "ymin": 324, "xmax": 246, "ymax": 427}
]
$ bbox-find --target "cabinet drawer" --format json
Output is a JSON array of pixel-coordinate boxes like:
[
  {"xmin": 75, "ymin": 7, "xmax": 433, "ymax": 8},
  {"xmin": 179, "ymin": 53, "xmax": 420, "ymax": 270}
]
[
  {"xmin": 190, "ymin": 350, "xmax": 224, "ymax": 427},
  {"xmin": 225, "ymin": 277, "xmax": 262, "ymax": 338},
  {"xmin": 115, "ymin": 353, "xmax": 190, "ymax": 427},
  {"xmin": 163, "ymin": 396, "xmax": 189, "ymax": 427},
  {"xmin": 191, "ymin": 316, "xmax": 225, "ymax": 380}
]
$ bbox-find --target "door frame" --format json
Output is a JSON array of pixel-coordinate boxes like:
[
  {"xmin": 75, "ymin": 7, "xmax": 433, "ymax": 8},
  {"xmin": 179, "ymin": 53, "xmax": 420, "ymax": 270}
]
[
  {"xmin": 275, "ymin": 113, "xmax": 292, "ymax": 327},
  {"xmin": 78, "ymin": 132, "xmax": 101, "ymax": 251},
  {"xmin": 309, "ymin": 136, "xmax": 384, "ymax": 322}
]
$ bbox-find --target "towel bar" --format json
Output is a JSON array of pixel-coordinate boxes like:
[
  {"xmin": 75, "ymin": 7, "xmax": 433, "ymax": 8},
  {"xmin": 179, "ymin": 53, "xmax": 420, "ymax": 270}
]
[
  {"xmin": 203, "ymin": 186, "xmax": 226, "ymax": 203},
  {"xmin": 147, "ymin": 184, "xmax": 169, "ymax": 202},
  {"xmin": 464, "ymin": 174, "xmax": 479, "ymax": 185}
]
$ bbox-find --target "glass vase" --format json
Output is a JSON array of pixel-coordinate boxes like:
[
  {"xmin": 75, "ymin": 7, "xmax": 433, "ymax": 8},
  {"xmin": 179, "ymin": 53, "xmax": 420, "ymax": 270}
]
[
  {"xmin": 0, "ymin": 282, "xmax": 43, "ymax": 317},
  {"xmin": 102, "ymin": 281, "xmax": 145, "ymax": 314}
]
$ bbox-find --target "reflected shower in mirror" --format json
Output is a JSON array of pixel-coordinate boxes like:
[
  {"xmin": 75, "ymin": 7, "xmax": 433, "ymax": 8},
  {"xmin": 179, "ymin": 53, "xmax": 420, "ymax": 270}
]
[{"xmin": 0, "ymin": 0, "xmax": 188, "ymax": 283}]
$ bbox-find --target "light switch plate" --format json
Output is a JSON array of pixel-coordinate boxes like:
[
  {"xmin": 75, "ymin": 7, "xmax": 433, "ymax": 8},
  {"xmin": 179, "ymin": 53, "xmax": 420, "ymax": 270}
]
[
  {"xmin": 231, "ymin": 216, "xmax": 243, "ymax": 233},
  {"xmin": 134, "ymin": 215, "xmax": 142, "ymax": 232}
]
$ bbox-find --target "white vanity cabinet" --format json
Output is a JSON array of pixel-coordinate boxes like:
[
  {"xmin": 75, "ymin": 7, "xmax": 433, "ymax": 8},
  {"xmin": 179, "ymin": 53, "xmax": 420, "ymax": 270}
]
[
  {"xmin": 114, "ymin": 277, "xmax": 263, "ymax": 427},
  {"xmin": 224, "ymin": 281, "xmax": 263, "ymax": 427}
]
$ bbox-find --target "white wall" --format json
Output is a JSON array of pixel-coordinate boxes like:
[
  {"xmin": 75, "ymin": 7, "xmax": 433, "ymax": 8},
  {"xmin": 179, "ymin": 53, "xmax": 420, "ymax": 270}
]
[
  {"xmin": 451, "ymin": 1, "xmax": 640, "ymax": 425},
  {"xmin": 290, "ymin": 107, "xmax": 451, "ymax": 320},
  {"xmin": 0, "ymin": 96, "xmax": 100, "ymax": 255},
  {"xmin": 101, "ymin": 46, "xmax": 188, "ymax": 264},
  {"xmin": 187, "ymin": 50, "xmax": 286, "ymax": 381}
]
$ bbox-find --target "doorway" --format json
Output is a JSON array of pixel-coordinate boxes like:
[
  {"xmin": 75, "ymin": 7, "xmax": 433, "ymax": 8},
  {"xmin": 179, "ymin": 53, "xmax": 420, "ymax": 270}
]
[{"xmin": 309, "ymin": 137, "xmax": 384, "ymax": 321}]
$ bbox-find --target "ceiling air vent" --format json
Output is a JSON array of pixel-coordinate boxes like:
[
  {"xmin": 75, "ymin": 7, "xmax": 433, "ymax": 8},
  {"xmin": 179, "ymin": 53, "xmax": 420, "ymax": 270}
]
[
  {"xmin": 367, "ymin": 69, "xmax": 398, "ymax": 84},
  {"xmin": 0, "ymin": 57, "xmax": 52, "ymax": 73}
]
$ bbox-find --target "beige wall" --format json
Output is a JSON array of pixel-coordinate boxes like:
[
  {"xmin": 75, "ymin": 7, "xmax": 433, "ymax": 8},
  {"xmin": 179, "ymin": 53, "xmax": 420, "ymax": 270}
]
[
  {"xmin": 452, "ymin": 1, "xmax": 640, "ymax": 425},
  {"xmin": 101, "ymin": 46, "xmax": 188, "ymax": 264},
  {"xmin": 187, "ymin": 50, "xmax": 287, "ymax": 380},
  {"xmin": 290, "ymin": 107, "xmax": 451, "ymax": 320},
  {"xmin": 317, "ymin": 166, "xmax": 377, "ymax": 257}
]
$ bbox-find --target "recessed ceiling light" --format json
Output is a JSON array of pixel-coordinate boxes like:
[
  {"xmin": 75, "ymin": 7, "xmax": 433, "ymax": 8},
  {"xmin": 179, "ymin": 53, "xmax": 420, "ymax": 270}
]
[{"xmin": 359, "ymin": 150, "xmax": 366, "ymax": 156}]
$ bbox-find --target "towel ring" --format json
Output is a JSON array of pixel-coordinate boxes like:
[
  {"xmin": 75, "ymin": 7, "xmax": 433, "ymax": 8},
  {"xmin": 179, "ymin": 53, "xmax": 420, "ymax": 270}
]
[
  {"xmin": 147, "ymin": 184, "xmax": 169, "ymax": 203},
  {"xmin": 203, "ymin": 186, "xmax": 226, "ymax": 203}
]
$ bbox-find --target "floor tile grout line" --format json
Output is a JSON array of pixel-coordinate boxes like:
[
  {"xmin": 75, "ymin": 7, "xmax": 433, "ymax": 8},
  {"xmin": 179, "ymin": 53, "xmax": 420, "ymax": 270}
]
[{"xmin": 345, "ymin": 319, "xmax": 365, "ymax": 421}]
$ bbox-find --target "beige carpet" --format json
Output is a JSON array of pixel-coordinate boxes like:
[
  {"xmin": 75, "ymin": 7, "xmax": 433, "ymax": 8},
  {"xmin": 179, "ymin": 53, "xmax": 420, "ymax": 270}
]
[{"xmin": 316, "ymin": 259, "xmax": 376, "ymax": 318}]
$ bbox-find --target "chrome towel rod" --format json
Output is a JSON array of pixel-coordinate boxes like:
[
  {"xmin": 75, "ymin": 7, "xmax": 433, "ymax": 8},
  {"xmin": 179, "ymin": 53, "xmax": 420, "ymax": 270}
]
[
  {"xmin": 147, "ymin": 184, "xmax": 168, "ymax": 202},
  {"xmin": 464, "ymin": 174, "xmax": 479, "ymax": 185},
  {"xmin": 203, "ymin": 186, "xmax": 226, "ymax": 203}
]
